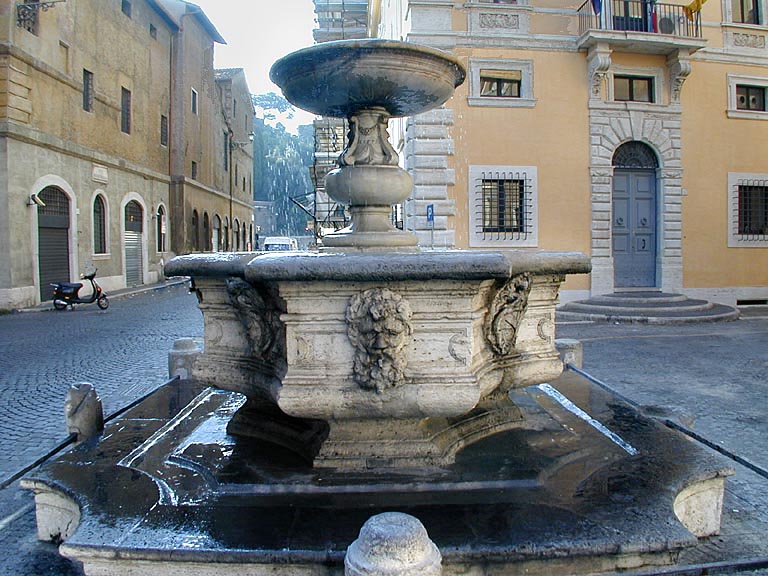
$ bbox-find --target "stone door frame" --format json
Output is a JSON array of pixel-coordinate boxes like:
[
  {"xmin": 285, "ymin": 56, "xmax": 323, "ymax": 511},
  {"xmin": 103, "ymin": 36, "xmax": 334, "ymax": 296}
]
[{"xmin": 588, "ymin": 109, "xmax": 684, "ymax": 296}]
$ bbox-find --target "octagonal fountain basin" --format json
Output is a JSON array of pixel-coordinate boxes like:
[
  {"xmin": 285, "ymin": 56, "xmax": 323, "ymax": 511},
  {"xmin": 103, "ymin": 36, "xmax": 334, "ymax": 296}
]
[{"xmin": 269, "ymin": 39, "xmax": 466, "ymax": 119}]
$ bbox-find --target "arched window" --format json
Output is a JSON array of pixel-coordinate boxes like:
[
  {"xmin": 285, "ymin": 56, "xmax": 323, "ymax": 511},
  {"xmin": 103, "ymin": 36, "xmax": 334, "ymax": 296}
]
[
  {"xmin": 93, "ymin": 195, "xmax": 107, "ymax": 254},
  {"xmin": 612, "ymin": 141, "xmax": 658, "ymax": 169},
  {"xmin": 203, "ymin": 212, "xmax": 210, "ymax": 251},
  {"xmin": 234, "ymin": 219, "xmax": 240, "ymax": 251},
  {"xmin": 125, "ymin": 201, "xmax": 143, "ymax": 232},
  {"xmin": 192, "ymin": 210, "xmax": 200, "ymax": 252},
  {"xmin": 223, "ymin": 217, "xmax": 230, "ymax": 251},
  {"xmin": 156, "ymin": 205, "xmax": 166, "ymax": 253},
  {"xmin": 212, "ymin": 215, "xmax": 221, "ymax": 251},
  {"xmin": 242, "ymin": 225, "xmax": 247, "ymax": 251}
]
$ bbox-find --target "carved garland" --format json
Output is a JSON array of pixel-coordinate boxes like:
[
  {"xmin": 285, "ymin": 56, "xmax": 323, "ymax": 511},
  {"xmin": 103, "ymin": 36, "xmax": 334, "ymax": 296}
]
[
  {"xmin": 485, "ymin": 274, "xmax": 532, "ymax": 356},
  {"xmin": 346, "ymin": 288, "xmax": 413, "ymax": 393}
]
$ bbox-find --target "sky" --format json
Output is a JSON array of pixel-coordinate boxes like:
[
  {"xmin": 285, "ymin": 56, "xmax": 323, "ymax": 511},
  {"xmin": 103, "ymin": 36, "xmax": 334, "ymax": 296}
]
[{"xmin": 192, "ymin": 0, "xmax": 317, "ymax": 130}]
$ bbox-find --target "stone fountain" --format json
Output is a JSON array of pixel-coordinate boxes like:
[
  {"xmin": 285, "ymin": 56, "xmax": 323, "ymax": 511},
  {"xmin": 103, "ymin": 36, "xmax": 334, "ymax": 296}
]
[{"xmin": 22, "ymin": 39, "xmax": 731, "ymax": 576}]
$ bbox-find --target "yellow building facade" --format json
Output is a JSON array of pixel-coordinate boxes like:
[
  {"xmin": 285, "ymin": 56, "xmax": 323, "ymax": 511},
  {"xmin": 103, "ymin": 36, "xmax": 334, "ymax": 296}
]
[
  {"xmin": 0, "ymin": 0, "xmax": 254, "ymax": 309},
  {"xmin": 372, "ymin": 0, "xmax": 768, "ymax": 305}
]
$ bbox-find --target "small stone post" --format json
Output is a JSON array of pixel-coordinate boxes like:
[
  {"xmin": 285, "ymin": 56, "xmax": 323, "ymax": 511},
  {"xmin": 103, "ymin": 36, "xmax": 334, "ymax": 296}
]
[
  {"xmin": 556, "ymin": 338, "xmax": 583, "ymax": 369},
  {"xmin": 64, "ymin": 382, "xmax": 104, "ymax": 444},
  {"xmin": 345, "ymin": 512, "xmax": 442, "ymax": 576},
  {"xmin": 168, "ymin": 337, "xmax": 202, "ymax": 379}
]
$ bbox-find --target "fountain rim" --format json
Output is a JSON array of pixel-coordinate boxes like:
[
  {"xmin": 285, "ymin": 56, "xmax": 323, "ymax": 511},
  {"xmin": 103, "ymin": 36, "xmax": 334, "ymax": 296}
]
[{"xmin": 269, "ymin": 38, "xmax": 467, "ymax": 119}]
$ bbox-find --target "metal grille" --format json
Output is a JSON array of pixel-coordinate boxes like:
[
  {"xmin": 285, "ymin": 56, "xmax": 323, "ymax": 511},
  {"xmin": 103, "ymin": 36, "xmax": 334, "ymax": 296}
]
[
  {"xmin": 39, "ymin": 186, "xmax": 69, "ymax": 217},
  {"xmin": 94, "ymin": 195, "xmax": 106, "ymax": 254},
  {"xmin": 125, "ymin": 201, "xmax": 143, "ymax": 232},
  {"xmin": 737, "ymin": 181, "xmax": 768, "ymax": 239},
  {"xmin": 475, "ymin": 171, "xmax": 533, "ymax": 241}
]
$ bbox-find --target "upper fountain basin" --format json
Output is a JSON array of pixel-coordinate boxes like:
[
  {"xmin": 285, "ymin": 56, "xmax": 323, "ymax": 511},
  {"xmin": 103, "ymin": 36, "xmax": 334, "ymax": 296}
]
[{"xmin": 269, "ymin": 39, "xmax": 466, "ymax": 118}]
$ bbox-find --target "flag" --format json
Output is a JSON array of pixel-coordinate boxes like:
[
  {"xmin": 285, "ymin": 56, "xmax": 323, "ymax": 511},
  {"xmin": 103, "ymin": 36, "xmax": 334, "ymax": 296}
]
[
  {"xmin": 591, "ymin": 0, "xmax": 602, "ymax": 15},
  {"xmin": 684, "ymin": 0, "xmax": 707, "ymax": 20},
  {"xmin": 648, "ymin": 0, "xmax": 658, "ymax": 32}
]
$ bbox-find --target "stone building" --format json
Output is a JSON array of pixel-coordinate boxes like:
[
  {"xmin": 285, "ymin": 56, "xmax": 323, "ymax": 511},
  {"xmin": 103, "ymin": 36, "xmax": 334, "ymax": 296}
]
[
  {"xmin": 0, "ymin": 0, "xmax": 254, "ymax": 309},
  {"xmin": 371, "ymin": 0, "xmax": 768, "ymax": 306}
]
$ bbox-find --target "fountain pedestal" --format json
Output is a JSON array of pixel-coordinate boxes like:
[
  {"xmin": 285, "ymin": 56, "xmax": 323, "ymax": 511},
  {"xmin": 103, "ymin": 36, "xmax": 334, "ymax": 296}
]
[{"xmin": 179, "ymin": 250, "xmax": 588, "ymax": 468}]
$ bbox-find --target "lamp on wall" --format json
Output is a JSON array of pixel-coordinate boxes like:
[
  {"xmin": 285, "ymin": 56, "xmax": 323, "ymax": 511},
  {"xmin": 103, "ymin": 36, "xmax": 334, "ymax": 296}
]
[{"xmin": 28, "ymin": 194, "xmax": 45, "ymax": 207}]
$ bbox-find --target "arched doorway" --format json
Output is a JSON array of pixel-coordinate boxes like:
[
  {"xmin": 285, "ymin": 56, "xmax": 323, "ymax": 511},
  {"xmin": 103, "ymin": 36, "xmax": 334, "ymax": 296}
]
[
  {"xmin": 124, "ymin": 200, "xmax": 144, "ymax": 286},
  {"xmin": 612, "ymin": 142, "xmax": 659, "ymax": 288},
  {"xmin": 37, "ymin": 186, "xmax": 71, "ymax": 300}
]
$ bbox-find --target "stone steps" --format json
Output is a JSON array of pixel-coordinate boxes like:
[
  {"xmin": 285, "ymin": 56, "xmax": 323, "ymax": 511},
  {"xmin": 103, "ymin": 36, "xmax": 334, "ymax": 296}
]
[{"xmin": 557, "ymin": 292, "xmax": 740, "ymax": 324}]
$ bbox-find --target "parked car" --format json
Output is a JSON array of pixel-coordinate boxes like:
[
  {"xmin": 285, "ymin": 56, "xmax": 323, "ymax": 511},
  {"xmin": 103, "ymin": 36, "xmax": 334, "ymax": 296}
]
[{"xmin": 263, "ymin": 236, "xmax": 299, "ymax": 251}]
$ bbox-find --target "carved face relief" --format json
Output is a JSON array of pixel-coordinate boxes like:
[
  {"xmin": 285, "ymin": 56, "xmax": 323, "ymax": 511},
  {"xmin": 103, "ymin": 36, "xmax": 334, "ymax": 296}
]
[
  {"xmin": 346, "ymin": 288, "xmax": 413, "ymax": 392},
  {"xmin": 486, "ymin": 274, "xmax": 531, "ymax": 356}
]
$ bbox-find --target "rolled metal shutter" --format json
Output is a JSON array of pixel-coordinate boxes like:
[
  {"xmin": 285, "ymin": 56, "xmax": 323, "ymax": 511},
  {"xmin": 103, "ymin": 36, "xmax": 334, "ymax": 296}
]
[
  {"xmin": 125, "ymin": 231, "xmax": 143, "ymax": 286},
  {"xmin": 38, "ymin": 227, "xmax": 70, "ymax": 300}
]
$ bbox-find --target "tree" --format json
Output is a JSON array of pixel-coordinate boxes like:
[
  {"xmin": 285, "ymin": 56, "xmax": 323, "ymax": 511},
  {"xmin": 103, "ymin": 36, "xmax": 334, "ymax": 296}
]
[{"xmin": 252, "ymin": 93, "xmax": 314, "ymax": 237}]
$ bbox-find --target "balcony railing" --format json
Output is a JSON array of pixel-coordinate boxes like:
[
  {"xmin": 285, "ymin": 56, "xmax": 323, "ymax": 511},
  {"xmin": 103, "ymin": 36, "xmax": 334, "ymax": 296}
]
[{"xmin": 578, "ymin": 0, "xmax": 702, "ymax": 38}]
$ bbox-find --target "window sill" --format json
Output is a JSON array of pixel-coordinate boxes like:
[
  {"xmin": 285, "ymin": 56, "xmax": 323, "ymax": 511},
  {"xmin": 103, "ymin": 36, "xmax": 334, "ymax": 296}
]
[
  {"xmin": 92, "ymin": 253, "xmax": 111, "ymax": 260},
  {"xmin": 468, "ymin": 96, "xmax": 537, "ymax": 108},
  {"xmin": 727, "ymin": 109, "xmax": 768, "ymax": 120},
  {"xmin": 721, "ymin": 22, "xmax": 768, "ymax": 32},
  {"xmin": 728, "ymin": 237, "xmax": 768, "ymax": 247}
]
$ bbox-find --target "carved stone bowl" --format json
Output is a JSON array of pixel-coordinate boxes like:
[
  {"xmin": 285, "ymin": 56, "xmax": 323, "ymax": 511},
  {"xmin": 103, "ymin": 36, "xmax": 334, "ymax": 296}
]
[{"xmin": 269, "ymin": 39, "xmax": 466, "ymax": 119}]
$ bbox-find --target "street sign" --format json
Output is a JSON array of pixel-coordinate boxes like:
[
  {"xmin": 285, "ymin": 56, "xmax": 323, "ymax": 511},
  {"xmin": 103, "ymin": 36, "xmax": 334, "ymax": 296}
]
[{"xmin": 426, "ymin": 204, "xmax": 434, "ymax": 228}]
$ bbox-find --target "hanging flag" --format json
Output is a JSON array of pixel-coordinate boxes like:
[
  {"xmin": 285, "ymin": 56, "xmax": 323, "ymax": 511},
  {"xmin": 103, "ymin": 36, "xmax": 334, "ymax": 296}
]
[
  {"xmin": 684, "ymin": 0, "xmax": 707, "ymax": 20},
  {"xmin": 591, "ymin": 0, "xmax": 602, "ymax": 16},
  {"xmin": 648, "ymin": 0, "xmax": 659, "ymax": 32}
]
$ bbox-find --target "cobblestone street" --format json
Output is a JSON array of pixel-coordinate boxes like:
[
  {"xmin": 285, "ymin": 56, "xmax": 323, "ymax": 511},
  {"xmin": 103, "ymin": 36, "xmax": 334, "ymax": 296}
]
[
  {"xmin": 0, "ymin": 283, "xmax": 203, "ymax": 484},
  {"xmin": 1, "ymin": 289, "xmax": 767, "ymax": 574}
]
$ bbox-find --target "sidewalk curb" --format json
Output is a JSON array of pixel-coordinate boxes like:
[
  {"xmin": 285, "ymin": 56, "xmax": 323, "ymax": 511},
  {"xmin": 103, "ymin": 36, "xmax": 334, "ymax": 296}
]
[{"xmin": 13, "ymin": 277, "xmax": 189, "ymax": 313}]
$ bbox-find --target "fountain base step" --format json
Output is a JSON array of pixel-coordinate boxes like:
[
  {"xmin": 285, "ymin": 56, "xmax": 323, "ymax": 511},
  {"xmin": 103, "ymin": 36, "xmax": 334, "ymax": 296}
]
[{"xmin": 23, "ymin": 372, "xmax": 732, "ymax": 576}]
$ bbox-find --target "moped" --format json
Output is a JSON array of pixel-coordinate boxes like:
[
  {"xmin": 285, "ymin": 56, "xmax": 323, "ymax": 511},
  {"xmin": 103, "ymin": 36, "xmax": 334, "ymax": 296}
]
[{"xmin": 51, "ymin": 270, "xmax": 109, "ymax": 311}]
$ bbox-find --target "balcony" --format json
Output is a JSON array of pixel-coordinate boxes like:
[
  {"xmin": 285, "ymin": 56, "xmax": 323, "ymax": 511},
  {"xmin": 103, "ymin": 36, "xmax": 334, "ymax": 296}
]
[{"xmin": 577, "ymin": 0, "xmax": 707, "ymax": 54}]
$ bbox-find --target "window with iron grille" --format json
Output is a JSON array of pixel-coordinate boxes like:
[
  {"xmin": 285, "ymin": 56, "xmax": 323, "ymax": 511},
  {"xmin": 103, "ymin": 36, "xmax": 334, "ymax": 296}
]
[
  {"xmin": 729, "ymin": 174, "xmax": 768, "ymax": 246},
  {"xmin": 83, "ymin": 69, "xmax": 94, "ymax": 112},
  {"xmin": 121, "ymin": 87, "xmax": 131, "ymax": 134},
  {"xmin": 481, "ymin": 179, "xmax": 526, "ymax": 232},
  {"xmin": 738, "ymin": 184, "xmax": 768, "ymax": 236},
  {"xmin": 737, "ymin": 85, "xmax": 766, "ymax": 111},
  {"xmin": 470, "ymin": 166, "xmax": 538, "ymax": 247},
  {"xmin": 160, "ymin": 114, "xmax": 168, "ymax": 146},
  {"xmin": 93, "ymin": 195, "xmax": 107, "ymax": 254}
]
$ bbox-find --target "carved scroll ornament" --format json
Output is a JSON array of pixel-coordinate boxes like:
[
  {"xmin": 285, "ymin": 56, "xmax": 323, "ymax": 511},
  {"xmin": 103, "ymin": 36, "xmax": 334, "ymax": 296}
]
[
  {"xmin": 486, "ymin": 274, "xmax": 532, "ymax": 356},
  {"xmin": 346, "ymin": 288, "xmax": 413, "ymax": 392},
  {"xmin": 226, "ymin": 278, "xmax": 279, "ymax": 357}
]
